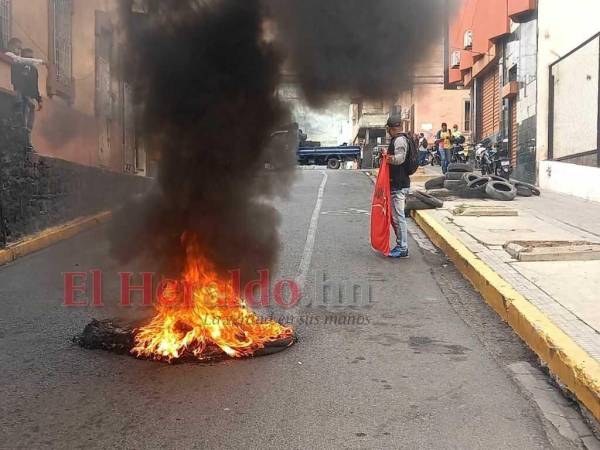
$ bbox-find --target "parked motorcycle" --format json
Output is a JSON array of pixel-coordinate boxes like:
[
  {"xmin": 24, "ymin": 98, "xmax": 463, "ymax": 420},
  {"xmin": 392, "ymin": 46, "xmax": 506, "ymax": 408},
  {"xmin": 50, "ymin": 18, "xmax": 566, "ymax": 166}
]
[
  {"xmin": 450, "ymin": 144, "xmax": 470, "ymax": 164},
  {"xmin": 428, "ymin": 145, "xmax": 441, "ymax": 166},
  {"xmin": 479, "ymin": 138, "xmax": 512, "ymax": 180}
]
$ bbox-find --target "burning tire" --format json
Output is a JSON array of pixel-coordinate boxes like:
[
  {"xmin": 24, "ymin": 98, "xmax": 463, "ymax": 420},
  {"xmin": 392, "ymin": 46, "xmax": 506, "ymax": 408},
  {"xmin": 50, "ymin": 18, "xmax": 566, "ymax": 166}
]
[
  {"xmin": 75, "ymin": 319, "xmax": 296, "ymax": 363},
  {"xmin": 327, "ymin": 158, "xmax": 341, "ymax": 169},
  {"xmin": 485, "ymin": 180, "xmax": 517, "ymax": 201}
]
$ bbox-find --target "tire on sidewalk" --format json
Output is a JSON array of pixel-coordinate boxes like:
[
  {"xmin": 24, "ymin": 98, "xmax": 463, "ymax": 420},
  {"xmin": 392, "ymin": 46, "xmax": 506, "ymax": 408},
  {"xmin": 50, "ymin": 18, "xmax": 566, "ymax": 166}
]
[
  {"xmin": 515, "ymin": 185, "xmax": 533, "ymax": 197},
  {"xmin": 424, "ymin": 175, "xmax": 446, "ymax": 190},
  {"xmin": 405, "ymin": 198, "xmax": 435, "ymax": 213},
  {"xmin": 447, "ymin": 162, "xmax": 473, "ymax": 173},
  {"xmin": 445, "ymin": 171, "xmax": 465, "ymax": 181},
  {"xmin": 444, "ymin": 179, "xmax": 466, "ymax": 191},
  {"xmin": 510, "ymin": 179, "xmax": 541, "ymax": 196},
  {"xmin": 487, "ymin": 174, "xmax": 509, "ymax": 183},
  {"xmin": 414, "ymin": 190, "xmax": 444, "ymax": 208},
  {"xmin": 462, "ymin": 173, "xmax": 480, "ymax": 184},
  {"xmin": 485, "ymin": 180, "xmax": 517, "ymax": 201},
  {"xmin": 461, "ymin": 176, "xmax": 490, "ymax": 198},
  {"xmin": 426, "ymin": 188, "xmax": 452, "ymax": 198}
]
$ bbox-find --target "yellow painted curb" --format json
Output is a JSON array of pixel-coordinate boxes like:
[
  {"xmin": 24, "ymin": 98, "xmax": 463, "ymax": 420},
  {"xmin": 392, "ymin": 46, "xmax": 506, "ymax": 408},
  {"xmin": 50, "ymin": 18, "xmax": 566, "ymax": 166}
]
[
  {"xmin": 0, "ymin": 211, "xmax": 112, "ymax": 266},
  {"xmin": 414, "ymin": 209, "xmax": 600, "ymax": 421}
]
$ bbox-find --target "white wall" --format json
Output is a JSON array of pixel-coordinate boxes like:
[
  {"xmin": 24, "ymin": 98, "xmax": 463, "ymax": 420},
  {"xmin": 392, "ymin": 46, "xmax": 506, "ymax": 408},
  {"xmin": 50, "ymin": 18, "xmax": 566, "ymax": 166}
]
[
  {"xmin": 536, "ymin": 0, "xmax": 600, "ymax": 162},
  {"xmin": 539, "ymin": 161, "xmax": 600, "ymax": 203}
]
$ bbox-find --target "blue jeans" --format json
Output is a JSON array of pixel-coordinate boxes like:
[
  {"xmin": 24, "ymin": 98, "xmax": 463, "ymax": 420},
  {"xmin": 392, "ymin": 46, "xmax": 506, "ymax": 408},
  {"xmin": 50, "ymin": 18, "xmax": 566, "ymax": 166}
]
[
  {"xmin": 418, "ymin": 150, "xmax": 429, "ymax": 166},
  {"xmin": 391, "ymin": 188, "xmax": 409, "ymax": 251},
  {"xmin": 439, "ymin": 147, "xmax": 449, "ymax": 173}
]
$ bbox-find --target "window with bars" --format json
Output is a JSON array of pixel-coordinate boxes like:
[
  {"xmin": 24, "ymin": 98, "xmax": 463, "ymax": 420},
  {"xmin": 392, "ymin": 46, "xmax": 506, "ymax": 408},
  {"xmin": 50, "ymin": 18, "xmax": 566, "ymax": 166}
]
[
  {"xmin": 464, "ymin": 100, "xmax": 471, "ymax": 132},
  {"xmin": 49, "ymin": 0, "xmax": 73, "ymax": 99},
  {"xmin": 0, "ymin": 0, "xmax": 10, "ymax": 51}
]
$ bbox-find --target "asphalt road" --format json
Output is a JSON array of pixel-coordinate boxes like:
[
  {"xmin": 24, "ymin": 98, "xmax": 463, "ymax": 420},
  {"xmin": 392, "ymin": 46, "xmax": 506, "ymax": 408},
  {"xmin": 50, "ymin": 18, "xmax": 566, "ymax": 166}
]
[{"xmin": 0, "ymin": 169, "xmax": 592, "ymax": 449}]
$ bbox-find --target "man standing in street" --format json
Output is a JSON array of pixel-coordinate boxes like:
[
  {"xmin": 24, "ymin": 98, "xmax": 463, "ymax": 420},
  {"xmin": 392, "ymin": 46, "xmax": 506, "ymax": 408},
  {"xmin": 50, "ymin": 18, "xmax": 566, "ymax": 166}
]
[
  {"xmin": 385, "ymin": 116, "xmax": 411, "ymax": 258},
  {"xmin": 436, "ymin": 122, "xmax": 452, "ymax": 173},
  {"xmin": 11, "ymin": 47, "xmax": 43, "ymax": 151}
]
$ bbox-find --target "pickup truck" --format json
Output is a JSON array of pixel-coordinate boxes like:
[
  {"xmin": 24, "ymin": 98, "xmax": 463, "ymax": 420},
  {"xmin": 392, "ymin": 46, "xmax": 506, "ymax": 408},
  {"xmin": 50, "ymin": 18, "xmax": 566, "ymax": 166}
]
[{"xmin": 297, "ymin": 145, "xmax": 361, "ymax": 169}]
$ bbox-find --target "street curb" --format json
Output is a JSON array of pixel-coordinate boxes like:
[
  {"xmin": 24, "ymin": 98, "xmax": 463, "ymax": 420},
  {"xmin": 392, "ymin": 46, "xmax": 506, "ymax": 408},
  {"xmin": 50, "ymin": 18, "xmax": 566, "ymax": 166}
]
[
  {"xmin": 0, "ymin": 211, "xmax": 112, "ymax": 267},
  {"xmin": 413, "ymin": 209, "xmax": 600, "ymax": 422}
]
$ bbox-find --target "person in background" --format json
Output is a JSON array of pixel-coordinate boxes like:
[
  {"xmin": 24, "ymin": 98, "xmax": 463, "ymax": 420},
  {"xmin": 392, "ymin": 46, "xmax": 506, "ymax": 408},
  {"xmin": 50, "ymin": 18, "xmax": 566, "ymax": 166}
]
[
  {"xmin": 417, "ymin": 132, "xmax": 428, "ymax": 166},
  {"xmin": 436, "ymin": 122, "xmax": 452, "ymax": 173},
  {"xmin": 451, "ymin": 124, "xmax": 465, "ymax": 162},
  {"xmin": 384, "ymin": 115, "xmax": 411, "ymax": 259},
  {"xmin": 5, "ymin": 38, "xmax": 45, "ymax": 65},
  {"xmin": 12, "ymin": 48, "xmax": 43, "ymax": 150},
  {"xmin": 452, "ymin": 124, "xmax": 462, "ymax": 140}
]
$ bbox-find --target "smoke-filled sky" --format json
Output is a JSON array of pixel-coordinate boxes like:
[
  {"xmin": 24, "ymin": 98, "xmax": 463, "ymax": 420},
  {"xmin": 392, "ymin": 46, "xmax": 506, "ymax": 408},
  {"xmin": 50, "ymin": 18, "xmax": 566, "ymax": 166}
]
[
  {"xmin": 267, "ymin": 0, "xmax": 445, "ymax": 106},
  {"xmin": 111, "ymin": 0, "xmax": 444, "ymax": 280}
]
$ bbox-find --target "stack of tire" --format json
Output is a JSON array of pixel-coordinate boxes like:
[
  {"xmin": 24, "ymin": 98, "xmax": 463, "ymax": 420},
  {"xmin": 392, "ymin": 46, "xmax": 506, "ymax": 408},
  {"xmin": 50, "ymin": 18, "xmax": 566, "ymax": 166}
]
[{"xmin": 424, "ymin": 163, "xmax": 540, "ymax": 201}]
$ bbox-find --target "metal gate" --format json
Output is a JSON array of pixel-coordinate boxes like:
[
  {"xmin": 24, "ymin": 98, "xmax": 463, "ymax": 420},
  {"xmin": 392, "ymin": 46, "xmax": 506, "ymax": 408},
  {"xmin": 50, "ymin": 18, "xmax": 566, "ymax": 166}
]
[
  {"xmin": 481, "ymin": 68, "xmax": 500, "ymax": 140},
  {"xmin": 510, "ymin": 99, "xmax": 518, "ymax": 167}
]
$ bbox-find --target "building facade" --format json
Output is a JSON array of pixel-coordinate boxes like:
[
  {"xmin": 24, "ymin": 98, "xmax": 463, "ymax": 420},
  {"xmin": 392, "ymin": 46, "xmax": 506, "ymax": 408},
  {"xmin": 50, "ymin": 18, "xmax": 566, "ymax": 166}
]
[
  {"xmin": 447, "ymin": 0, "xmax": 537, "ymax": 183},
  {"xmin": 448, "ymin": 0, "xmax": 600, "ymax": 195},
  {"xmin": 0, "ymin": 0, "xmax": 149, "ymax": 176},
  {"xmin": 351, "ymin": 40, "xmax": 470, "ymax": 168},
  {"xmin": 536, "ymin": 0, "xmax": 600, "ymax": 201}
]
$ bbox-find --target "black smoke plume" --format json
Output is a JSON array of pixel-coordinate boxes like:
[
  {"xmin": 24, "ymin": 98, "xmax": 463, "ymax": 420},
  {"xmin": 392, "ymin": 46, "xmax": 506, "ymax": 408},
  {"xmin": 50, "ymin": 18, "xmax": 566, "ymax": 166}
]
[
  {"xmin": 112, "ymin": 0, "xmax": 447, "ymax": 281},
  {"xmin": 266, "ymin": 0, "xmax": 446, "ymax": 106},
  {"xmin": 111, "ymin": 0, "xmax": 295, "ymax": 279}
]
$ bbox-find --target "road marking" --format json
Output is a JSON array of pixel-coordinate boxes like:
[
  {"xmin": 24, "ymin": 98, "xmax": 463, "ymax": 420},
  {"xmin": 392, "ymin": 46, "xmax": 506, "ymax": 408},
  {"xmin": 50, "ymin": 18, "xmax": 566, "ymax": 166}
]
[
  {"xmin": 296, "ymin": 170, "xmax": 328, "ymax": 289},
  {"xmin": 321, "ymin": 208, "xmax": 369, "ymax": 216}
]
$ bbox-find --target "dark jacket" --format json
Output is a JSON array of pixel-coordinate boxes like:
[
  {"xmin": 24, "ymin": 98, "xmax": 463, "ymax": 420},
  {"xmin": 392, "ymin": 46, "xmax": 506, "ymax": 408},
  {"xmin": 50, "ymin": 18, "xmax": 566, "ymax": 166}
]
[
  {"xmin": 11, "ymin": 62, "xmax": 41, "ymax": 102},
  {"xmin": 388, "ymin": 136, "xmax": 411, "ymax": 190}
]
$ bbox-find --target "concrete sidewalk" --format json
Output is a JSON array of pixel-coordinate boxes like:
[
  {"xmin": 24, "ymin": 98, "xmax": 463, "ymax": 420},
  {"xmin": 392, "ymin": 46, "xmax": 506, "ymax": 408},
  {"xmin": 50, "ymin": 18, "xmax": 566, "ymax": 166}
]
[{"xmin": 410, "ymin": 170, "xmax": 600, "ymax": 422}]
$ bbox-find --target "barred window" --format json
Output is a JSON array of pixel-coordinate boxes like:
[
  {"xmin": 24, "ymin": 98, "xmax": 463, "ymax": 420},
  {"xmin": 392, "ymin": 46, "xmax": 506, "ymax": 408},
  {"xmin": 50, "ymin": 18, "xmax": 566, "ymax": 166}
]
[
  {"xmin": 49, "ymin": 0, "xmax": 73, "ymax": 98},
  {"xmin": 0, "ymin": 0, "xmax": 10, "ymax": 51}
]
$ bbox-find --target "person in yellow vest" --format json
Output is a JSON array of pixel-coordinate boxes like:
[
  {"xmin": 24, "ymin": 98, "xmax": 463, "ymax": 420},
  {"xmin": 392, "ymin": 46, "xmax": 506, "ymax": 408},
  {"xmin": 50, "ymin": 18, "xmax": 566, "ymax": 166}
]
[{"xmin": 435, "ymin": 123, "xmax": 452, "ymax": 173}]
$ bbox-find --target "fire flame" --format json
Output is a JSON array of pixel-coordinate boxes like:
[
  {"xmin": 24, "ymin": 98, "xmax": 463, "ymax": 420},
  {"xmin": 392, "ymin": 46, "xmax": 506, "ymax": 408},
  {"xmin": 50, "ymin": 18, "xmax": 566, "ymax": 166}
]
[{"xmin": 131, "ymin": 233, "xmax": 293, "ymax": 362}]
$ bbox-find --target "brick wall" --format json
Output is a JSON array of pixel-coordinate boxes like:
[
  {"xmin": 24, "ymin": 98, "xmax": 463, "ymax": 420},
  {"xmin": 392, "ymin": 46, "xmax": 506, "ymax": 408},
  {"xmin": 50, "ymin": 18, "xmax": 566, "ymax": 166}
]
[{"xmin": 0, "ymin": 118, "xmax": 152, "ymax": 247}]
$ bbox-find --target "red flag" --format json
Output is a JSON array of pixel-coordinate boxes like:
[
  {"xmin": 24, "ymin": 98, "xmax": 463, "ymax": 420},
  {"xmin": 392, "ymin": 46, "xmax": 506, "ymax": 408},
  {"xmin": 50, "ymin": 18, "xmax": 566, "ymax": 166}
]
[{"xmin": 370, "ymin": 159, "xmax": 391, "ymax": 256}]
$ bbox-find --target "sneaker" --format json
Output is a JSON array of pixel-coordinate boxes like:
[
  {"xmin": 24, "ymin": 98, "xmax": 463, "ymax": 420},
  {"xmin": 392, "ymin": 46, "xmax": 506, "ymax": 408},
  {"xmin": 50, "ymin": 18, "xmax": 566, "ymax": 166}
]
[{"xmin": 389, "ymin": 246, "xmax": 408, "ymax": 258}]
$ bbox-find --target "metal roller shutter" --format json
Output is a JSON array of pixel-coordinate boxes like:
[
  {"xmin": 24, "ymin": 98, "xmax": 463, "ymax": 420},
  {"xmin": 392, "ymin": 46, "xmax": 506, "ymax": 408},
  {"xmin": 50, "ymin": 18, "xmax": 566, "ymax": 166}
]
[
  {"xmin": 481, "ymin": 68, "xmax": 500, "ymax": 139},
  {"xmin": 510, "ymin": 100, "xmax": 518, "ymax": 167}
]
